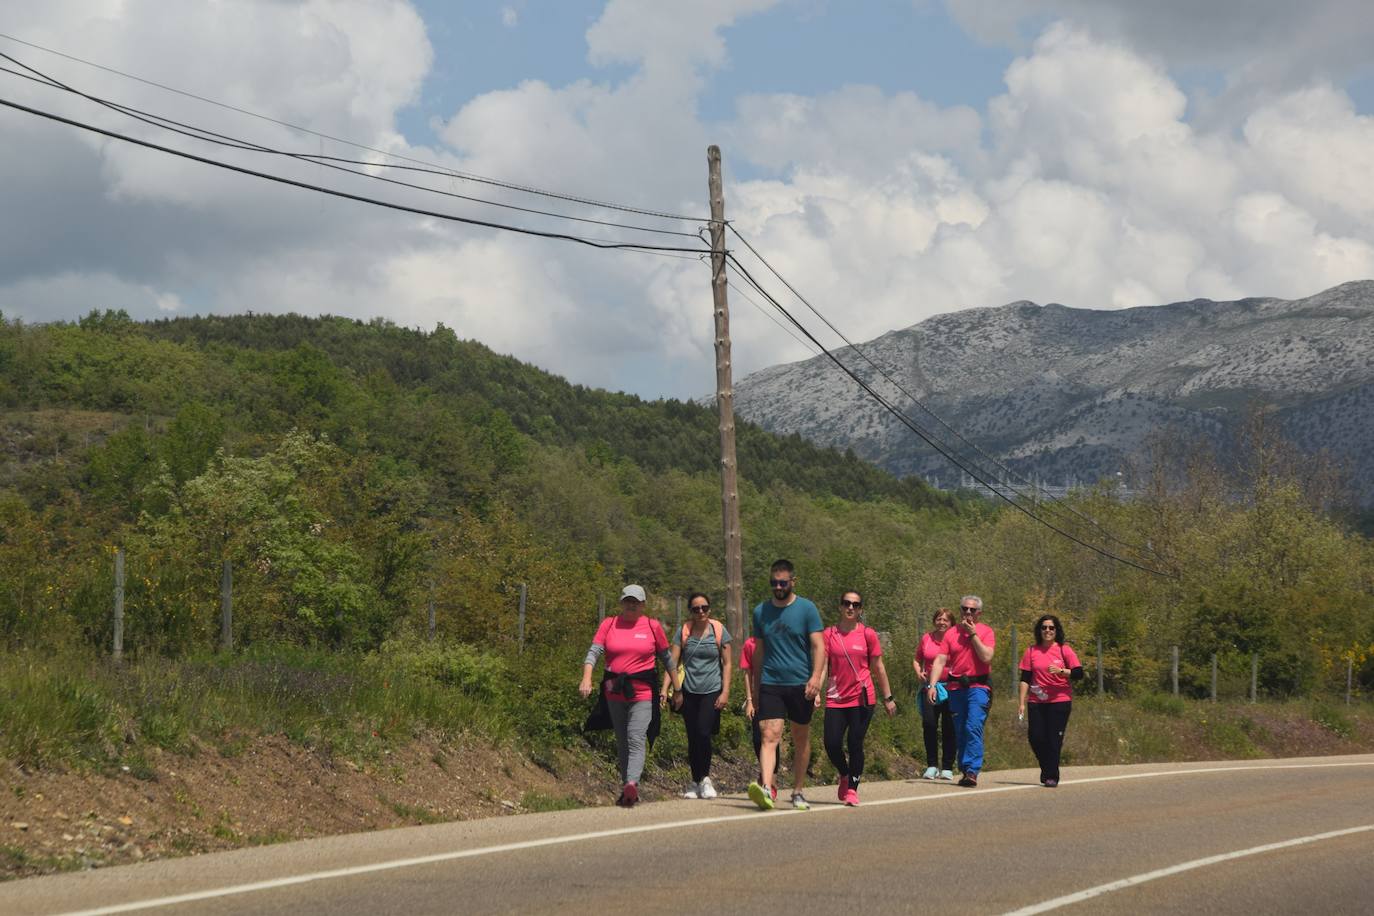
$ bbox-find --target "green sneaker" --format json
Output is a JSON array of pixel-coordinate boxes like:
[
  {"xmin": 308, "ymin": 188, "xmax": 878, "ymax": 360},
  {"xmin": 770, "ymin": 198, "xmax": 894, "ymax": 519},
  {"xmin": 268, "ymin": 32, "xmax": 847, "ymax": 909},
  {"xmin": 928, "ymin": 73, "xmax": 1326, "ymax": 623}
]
[
  {"xmin": 790, "ymin": 792, "xmax": 811, "ymax": 811},
  {"xmin": 747, "ymin": 781, "xmax": 775, "ymax": 811}
]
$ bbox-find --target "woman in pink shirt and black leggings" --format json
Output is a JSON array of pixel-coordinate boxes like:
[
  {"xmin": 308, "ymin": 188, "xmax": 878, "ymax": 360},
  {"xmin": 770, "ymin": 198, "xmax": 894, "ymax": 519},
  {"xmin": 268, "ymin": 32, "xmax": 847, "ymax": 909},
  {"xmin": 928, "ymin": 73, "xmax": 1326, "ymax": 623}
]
[
  {"xmin": 1017, "ymin": 613, "xmax": 1083, "ymax": 788},
  {"xmin": 821, "ymin": 590, "xmax": 896, "ymax": 806}
]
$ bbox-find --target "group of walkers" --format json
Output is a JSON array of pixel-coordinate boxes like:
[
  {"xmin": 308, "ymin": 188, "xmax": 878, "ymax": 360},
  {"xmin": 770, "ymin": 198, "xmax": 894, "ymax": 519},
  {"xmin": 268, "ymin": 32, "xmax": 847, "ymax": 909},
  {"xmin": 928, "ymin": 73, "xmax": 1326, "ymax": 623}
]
[{"xmin": 580, "ymin": 561, "xmax": 1084, "ymax": 808}]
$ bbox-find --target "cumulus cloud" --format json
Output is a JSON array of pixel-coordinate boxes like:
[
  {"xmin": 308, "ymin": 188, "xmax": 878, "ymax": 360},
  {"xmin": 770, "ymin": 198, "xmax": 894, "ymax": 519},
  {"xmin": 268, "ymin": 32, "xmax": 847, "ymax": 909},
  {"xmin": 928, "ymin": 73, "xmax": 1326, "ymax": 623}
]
[{"xmin": 3, "ymin": 1, "xmax": 1374, "ymax": 400}]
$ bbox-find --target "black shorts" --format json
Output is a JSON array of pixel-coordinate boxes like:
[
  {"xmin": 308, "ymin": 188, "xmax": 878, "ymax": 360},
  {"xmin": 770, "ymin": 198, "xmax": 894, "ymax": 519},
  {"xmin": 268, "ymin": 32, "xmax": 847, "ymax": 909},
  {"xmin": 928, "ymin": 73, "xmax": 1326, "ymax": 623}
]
[{"xmin": 758, "ymin": 683, "xmax": 814, "ymax": 725}]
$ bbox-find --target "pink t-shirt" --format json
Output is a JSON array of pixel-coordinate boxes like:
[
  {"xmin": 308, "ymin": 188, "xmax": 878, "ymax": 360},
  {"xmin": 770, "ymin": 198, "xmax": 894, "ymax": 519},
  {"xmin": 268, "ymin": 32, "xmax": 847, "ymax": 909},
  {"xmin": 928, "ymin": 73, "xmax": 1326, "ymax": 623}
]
[
  {"xmin": 915, "ymin": 631, "xmax": 949, "ymax": 681},
  {"xmin": 739, "ymin": 637, "xmax": 757, "ymax": 672},
  {"xmin": 1019, "ymin": 643, "xmax": 1081, "ymax": 703},
  {"xmin": 593, "ymin": 614, "xmax": 668, "ymax": 702},
  {"xmin": 824, "ymin": 625, "xmax": 882, "ymax": 708},
  {"xmin": 939, "ymin": 623, "xmax": 996, "ymax": 690}
]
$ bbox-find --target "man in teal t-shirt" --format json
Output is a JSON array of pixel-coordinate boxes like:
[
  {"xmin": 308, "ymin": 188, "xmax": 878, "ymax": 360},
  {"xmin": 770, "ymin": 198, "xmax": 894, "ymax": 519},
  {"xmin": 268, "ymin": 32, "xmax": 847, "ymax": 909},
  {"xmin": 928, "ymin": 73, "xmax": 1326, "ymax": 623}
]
[{"xmin": 747, "ymin": 559, "xmax": 824, "ymax": 811}]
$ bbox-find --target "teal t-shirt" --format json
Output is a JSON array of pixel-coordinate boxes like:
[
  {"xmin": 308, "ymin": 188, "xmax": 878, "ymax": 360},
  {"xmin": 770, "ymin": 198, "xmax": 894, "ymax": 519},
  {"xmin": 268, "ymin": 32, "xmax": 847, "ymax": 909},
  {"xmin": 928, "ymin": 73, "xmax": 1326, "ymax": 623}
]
[
  {"xmin": 674, "ymin": 623, "xmax": 732, "ymax": 694},
  {"xmin": 752, "ymin": 596, "xmax": 823, "ymax": 686}
]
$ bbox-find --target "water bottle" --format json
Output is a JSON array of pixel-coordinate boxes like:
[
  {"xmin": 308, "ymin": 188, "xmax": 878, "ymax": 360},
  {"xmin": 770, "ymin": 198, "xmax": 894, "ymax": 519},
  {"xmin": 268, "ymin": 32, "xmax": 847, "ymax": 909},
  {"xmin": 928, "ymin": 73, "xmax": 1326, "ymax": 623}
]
[{"xmin": 1029, "ymin": 683, "xmax": 1049, "ymax": 702}]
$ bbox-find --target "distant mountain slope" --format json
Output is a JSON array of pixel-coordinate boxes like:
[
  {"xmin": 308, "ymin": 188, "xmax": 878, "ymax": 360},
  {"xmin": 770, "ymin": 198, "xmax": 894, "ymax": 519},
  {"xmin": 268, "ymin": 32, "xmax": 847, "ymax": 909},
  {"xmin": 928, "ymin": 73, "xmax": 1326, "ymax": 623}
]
[{"xmin": 731, "ymin": 280, "xmax": 1374, "ymax": 501}]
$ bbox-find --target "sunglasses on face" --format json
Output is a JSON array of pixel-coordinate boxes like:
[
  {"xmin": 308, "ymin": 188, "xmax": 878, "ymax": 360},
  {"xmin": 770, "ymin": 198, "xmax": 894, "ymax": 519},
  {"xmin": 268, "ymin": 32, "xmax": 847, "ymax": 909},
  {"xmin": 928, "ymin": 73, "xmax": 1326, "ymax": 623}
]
[
  {"xmin": 960, "ymin": 606, "xmax": 978, "ymax": 613},
  {"xmin": 771, "ymin": 579, "xmax": 792, "ymax": 588},
  {"xmin": 690, "ymin": 605, "xmax": 710, "ymax": 613},
  {"xmin": 1040, "ymin": 624, "xmax": 1056, "ymax": 630},
  {"xmin": 840, "ymin": 599, "xmax": 862, "ymax": 609}
]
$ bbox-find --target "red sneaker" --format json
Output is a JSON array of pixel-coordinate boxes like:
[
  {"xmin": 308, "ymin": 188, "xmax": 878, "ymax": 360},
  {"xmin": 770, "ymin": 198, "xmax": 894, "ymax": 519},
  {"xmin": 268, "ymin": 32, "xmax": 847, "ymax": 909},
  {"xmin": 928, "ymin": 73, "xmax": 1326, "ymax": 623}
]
[
  {"xmin": 837, "ymin": 775, "xmax": 850, "ymax": 802},
  {"xmin": 621, "ymin": 782, "xmax": 639, "ymax": 807}
]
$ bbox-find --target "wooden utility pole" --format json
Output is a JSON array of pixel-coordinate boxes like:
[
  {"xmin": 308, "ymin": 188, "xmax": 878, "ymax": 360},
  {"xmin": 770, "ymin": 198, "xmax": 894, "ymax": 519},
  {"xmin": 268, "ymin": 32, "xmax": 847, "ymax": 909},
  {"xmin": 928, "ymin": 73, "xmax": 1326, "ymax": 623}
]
[{"xmin": 707, "ymin": 145, "xmax": 745, "ymax": 661}]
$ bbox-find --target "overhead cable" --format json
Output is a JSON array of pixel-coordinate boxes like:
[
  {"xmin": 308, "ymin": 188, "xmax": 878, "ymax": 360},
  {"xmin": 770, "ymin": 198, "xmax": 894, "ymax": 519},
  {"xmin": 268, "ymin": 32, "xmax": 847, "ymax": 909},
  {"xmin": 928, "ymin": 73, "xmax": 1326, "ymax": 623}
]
[
  {"xmin": 0, "ymin": 31, "xmax": 707, "ymax": 223},
  {"xmin": 725, "ymin": 252, "xmax": 1177, "ymax": 578},
  {"xmin": 0, "ymin": 56, "xmax": 701, "ymax": 240},
  {"xmin": 0, "ymin": 94, "xmax": 711, "ymax": 259},
  {"xmin": 727, "ymin": 225, "xmax": 1166, "ymax": 566}
]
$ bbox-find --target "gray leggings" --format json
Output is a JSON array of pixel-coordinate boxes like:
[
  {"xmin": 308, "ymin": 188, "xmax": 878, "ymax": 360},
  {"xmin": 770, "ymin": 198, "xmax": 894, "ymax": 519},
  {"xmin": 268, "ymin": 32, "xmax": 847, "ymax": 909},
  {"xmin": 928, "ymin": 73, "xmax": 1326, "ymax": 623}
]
[{"xmin": 608, "ymin": 699, "xmax": 652, "ymax": 784}]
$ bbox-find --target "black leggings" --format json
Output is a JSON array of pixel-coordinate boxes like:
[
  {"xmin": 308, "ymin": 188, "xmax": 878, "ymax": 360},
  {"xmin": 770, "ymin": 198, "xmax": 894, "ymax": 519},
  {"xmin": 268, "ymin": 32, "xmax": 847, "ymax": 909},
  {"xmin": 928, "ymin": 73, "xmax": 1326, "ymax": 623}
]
[
  {"xmin": 1027, "ymin": 701, "xmax": 1072, "ymax": 783},
  {"xmin": 922, "ymin": 698, "xmax": 955, "ymax": 770},
  {"xmin": 823, "ymin": 704, "xmax": 875, "ymax": 779},
  {"xmin": 680, "ymin": 691, "xmax": 721, "ymax": 782}
]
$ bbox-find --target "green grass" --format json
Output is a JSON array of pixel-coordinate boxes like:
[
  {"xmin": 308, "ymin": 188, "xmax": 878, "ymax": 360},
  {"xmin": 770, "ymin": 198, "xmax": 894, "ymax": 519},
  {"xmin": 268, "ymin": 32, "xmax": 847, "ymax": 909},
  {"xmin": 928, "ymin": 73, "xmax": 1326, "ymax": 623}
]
[{"xmin": 519, "ymin": 791, "xmax": 583, "ymax": 813}]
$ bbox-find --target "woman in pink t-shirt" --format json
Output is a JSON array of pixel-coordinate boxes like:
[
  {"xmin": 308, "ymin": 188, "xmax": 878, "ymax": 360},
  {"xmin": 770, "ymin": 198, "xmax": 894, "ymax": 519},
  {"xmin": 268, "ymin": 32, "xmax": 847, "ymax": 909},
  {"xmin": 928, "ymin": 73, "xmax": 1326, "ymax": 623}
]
[
  {"xmin": 913, "ymin": 608, "xmax": 956, "ymax": 781},
  {"xmin": 580, "ymin": 585, "xmax": 674, "ymax": 807},
  {"xmin": 1017, "ymin": 613, "xmax": 1083, "ymax": 788},
  {"xmin": 821, "ymin": 590, "xmax": 896, "ymax": 806},
  {"xmin": 738, "ymin": 635, "xmax": 767, "ymax": 788}
]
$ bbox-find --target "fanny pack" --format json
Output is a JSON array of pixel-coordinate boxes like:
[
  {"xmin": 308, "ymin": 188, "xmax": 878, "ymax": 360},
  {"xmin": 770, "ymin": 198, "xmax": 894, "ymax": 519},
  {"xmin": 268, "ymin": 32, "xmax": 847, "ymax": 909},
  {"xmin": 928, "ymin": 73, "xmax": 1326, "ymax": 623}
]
[{"xmin": 951, "ymin": 674, "xmax": 989, "ymax": 688}]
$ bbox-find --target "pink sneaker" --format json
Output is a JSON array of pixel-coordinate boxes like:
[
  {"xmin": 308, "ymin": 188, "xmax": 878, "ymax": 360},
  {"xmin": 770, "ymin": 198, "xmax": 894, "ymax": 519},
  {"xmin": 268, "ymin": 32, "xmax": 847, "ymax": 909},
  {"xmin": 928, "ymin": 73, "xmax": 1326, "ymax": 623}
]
[
  {"xmin": 843, "ymin": 787, "xmax": 859, "ymax": 806},
  {"xmin": 837, "ymin": 775, "xmax": 850, "ymax": 802}
]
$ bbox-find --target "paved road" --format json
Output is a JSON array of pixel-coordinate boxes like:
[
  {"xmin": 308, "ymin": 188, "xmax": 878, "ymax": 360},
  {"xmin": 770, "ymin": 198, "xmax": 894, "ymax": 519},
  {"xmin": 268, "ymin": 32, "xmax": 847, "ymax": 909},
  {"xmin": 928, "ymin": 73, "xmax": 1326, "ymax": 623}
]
[{"xmin": 3, "ymin": 755, "xmax": 1371, "ymax": 915}]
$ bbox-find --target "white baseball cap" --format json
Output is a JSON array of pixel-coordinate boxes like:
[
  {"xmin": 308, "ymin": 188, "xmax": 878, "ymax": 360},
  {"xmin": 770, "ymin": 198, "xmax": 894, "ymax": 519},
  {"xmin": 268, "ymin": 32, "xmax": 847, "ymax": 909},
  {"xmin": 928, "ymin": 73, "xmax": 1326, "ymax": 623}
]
[{"xmin": 619, "ymin": 584, "xmax": 647, "ymax": 602}]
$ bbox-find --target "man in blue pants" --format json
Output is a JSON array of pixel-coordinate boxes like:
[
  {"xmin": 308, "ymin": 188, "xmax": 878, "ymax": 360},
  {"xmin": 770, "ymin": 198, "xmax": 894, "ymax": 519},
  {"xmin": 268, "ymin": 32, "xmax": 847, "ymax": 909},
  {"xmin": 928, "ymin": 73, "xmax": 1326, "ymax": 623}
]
[{"xmin": 925, "ymin": 596, "xmax": 996, "ymax": 787}]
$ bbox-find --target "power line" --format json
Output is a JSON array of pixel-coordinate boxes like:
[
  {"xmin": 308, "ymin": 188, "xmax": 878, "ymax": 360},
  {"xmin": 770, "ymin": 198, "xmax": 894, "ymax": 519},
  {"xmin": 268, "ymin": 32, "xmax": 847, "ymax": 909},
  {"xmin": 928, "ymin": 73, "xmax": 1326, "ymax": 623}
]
[
  {"xmin": 0, "ymin": 94, "xmax": 711, "ymax": 259},
  {"xmin": 0, "ymin": 31, "xmax": 708, "ymax": 224},
  {"xmin": 727, "ymin": 224, "xmax": 1166, "ymax": 566},
  {"xmin": 725, "ymin": 261, "xmax": 822, "ymax": 357},
  {"xmin": 725, "ymin": 252, "xmax": 1177, "ymax": 578},
  {"xmin": 0, "ymin": 56, "xmax": 702, "ymax": 240}
]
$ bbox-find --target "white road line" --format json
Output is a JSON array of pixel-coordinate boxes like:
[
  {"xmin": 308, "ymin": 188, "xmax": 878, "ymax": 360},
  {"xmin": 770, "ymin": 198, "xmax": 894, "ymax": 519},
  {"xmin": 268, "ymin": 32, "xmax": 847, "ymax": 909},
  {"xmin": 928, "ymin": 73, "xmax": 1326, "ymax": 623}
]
[
  {"xmin": 56, "ymin": 760, "xmax": 1374, "ymax": 916},
  {"xmin": 1003, "ymin": 823, "xmax": 1374, "ymax": 915}
]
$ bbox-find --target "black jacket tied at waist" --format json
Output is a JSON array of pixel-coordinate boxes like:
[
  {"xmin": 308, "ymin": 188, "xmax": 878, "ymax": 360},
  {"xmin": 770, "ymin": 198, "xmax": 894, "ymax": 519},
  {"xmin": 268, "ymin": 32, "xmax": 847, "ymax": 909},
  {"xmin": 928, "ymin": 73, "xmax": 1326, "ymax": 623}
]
[{"xmin": 583, "ymin": 669, "xmax": 662, "ymax": 748}]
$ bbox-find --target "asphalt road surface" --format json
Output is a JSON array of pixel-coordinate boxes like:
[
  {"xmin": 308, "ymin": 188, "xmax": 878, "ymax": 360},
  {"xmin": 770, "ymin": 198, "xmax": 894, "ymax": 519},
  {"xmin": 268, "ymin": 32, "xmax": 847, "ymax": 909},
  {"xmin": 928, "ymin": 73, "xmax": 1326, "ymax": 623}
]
[{"xmin": 3, "ymin": 755, "xmax": 1371, "ymax": 916}]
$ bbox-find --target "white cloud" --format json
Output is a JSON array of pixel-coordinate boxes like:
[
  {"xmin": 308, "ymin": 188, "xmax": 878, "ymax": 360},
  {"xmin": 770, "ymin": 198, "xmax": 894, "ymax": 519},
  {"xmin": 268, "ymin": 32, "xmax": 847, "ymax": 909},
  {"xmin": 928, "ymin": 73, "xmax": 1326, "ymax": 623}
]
[
  {"xmin": 501, "ymin": 6, "xmax": 519, "ymax": 28},
  {"xmin": 3, "ymin": 2, "xmax": 1374, "ymax": 401}
]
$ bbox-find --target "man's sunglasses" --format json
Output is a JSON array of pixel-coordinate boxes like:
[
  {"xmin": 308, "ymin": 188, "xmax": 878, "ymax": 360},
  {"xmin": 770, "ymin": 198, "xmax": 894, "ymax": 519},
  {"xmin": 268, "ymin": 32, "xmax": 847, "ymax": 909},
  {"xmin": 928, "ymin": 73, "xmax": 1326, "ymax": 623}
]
[
  {"xmin": 771, "ymin": 579, "xmax": 792, "ymax": 588},
  {"xmin": 960, "ymin": 605, "xmax": 979, "ymax": 613}
]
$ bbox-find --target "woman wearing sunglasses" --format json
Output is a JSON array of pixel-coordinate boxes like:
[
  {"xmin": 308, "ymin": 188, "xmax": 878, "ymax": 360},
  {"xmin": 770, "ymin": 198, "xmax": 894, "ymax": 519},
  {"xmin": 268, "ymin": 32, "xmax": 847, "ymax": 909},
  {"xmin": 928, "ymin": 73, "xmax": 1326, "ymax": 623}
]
[
  {"xmin": 1017, "ymin": 614, "xmax": 1083, "ymax": 787},
  {"xmin": 821, "ymin": 590, "xmax": 896, "ymax": 806},
  {"xmin": 661, "ymin": 592, "xmax": 732, "ymax": 799}
]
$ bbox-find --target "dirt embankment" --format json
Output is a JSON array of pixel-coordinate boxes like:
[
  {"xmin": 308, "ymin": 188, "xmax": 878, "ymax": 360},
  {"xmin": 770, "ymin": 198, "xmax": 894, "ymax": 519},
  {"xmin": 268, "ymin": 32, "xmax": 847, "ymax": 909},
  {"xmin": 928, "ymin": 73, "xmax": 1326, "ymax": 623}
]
[{"xmin": 1, "ymin": 734, "xmax": 610, "ymax": 880}]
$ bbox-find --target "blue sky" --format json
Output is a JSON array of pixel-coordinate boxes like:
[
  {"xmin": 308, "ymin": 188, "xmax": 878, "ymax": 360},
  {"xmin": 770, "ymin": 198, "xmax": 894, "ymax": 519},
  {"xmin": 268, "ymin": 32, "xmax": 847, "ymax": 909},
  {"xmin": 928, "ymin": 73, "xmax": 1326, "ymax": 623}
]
[{"xmin": 4, "ymin": 1, "xmax": 1374, "ymax": 398}]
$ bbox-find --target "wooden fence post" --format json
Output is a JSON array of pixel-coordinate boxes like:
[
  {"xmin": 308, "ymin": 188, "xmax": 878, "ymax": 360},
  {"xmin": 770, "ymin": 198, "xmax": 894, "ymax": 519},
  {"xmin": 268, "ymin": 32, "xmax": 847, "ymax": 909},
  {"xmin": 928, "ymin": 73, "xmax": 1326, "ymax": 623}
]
[
  {"xmin": 427, "ymin": 583, "xmax": 436, "ymax": 641},
  {"xmin": 1250, "ymin": 653, "xmax": 1258, "ymax": 703},
  {"xmin": 220, "ymin": 559, "xmax": 232, "ymax": 652},
  {"xmin": 1348, "ymin": 656, "xmax": 1354, "ymax": 706},
  {"xmin": 676, "ymin": 595, "xmax": 683, "ymax": 635},
  {"xmin": 1211, "ymin": 653, "xmax": 1217, "ymax": 703},
  {"xmin": 112, "ymin": 547, "xmax": 125, "ymax": 662},
  {"xmin": 518, "ymin": 582, "xmax": 527, "ymax": 654},
  {"xmin": 1009, "ymin": 624, "xmax": 1018, "ymax": 692},
  {"xmin": 1171, "ymin": 645, "xmax": 1179, "ymax": 696},
  {"xmin": 598, "ymin": 595, "xmax": 605, "ymax": 622},
  {"xmin": 1096, "ymin": 634, "xmax": 1104, "ymax": 696}
]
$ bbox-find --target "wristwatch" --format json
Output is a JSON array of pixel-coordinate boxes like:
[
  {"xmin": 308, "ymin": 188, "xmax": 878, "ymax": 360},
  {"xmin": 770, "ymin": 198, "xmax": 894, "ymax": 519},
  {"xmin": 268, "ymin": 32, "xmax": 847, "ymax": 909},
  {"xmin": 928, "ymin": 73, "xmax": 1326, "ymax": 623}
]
[{"xmin": 884, "ymin": 695, "xmax": 895, "ymax": 703}]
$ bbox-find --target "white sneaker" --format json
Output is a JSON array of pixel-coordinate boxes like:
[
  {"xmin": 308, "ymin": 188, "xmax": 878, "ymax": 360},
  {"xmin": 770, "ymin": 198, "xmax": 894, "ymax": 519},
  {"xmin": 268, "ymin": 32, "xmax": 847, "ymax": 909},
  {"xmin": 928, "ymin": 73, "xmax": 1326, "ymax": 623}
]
[
  {"xmin": 698, "ymin": 776, "xmax": 717, "ymax": 799},
  {"xmin": 922, "ymin": 766, "xmax": 939, "ymax": 780},
  {"xmin": 939, "ymin": 769, "xmax": 954, "ymax": 781},
  {"xmin": 681, "ymin": 781, "xmax": 700, "ymax": 798}
]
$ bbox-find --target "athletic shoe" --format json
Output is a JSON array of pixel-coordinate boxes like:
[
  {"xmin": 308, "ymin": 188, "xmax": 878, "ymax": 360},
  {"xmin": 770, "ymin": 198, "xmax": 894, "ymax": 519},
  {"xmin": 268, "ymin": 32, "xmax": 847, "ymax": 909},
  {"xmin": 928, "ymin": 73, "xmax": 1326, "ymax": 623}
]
[
  {"xmin": 681, "ymin": 781, "xmax": 700, "ymax": 799},
  {"xmin": 938, "ymin": 769, "xmax": 954, "ymax": 781},
  {"xmin": 747, "ymin": 781, "xmax": 775, "ymax": 811},
  {"xmin": 837, "ymin": 774, "xmax": 850, "ymax": 802},
  {"xmin": 957, "ymin": 773, "xmax": 978, "ymax": 788},
  {"xmin": 698, "ymin": 776, "xmax": 718, "ymax": 799},
  {"xmin": 921, "ymin": 766, "xmax": 939, "ymax": 780},
  {"xmin": 843, "ymin": 787, "xmax": 859, "ymax": 807},
  {"xmin": 790, "ymin": 792, "xmax": 811, "ymax": 811},
  {"xmin": 620, "ymin": 782, "xmax": 639, "ymax": 806},
  {"xmin": 1044, "ymin": 778, "xmax": 1058, "ymax": 788}
]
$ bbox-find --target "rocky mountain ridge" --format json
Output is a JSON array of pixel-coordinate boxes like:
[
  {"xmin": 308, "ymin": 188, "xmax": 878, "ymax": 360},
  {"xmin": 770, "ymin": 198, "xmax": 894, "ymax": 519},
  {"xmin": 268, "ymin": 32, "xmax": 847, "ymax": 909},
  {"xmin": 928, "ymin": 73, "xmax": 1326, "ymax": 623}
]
[{"xmin": 730, "ymin": 280, "xmax": 1374, "ymax": 501}]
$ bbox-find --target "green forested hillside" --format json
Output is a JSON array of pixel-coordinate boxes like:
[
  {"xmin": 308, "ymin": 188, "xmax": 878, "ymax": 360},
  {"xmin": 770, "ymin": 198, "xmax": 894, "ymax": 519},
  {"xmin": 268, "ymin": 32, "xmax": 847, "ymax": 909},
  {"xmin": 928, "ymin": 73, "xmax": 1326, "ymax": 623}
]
[
  {"xmin": 0, "ymin": 308, "xmax": 956, "ymax": 654},
  {"xmin": 1, "ymin": 308, "xmax": 1371, "ymax": 700}
]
